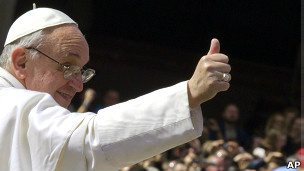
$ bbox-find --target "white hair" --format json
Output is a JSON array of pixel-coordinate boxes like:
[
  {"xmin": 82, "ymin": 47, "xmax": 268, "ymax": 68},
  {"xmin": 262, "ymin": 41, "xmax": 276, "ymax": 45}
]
[{"xmin": 0, "ymin": 30, "xmax": 46, "ymax": 69}]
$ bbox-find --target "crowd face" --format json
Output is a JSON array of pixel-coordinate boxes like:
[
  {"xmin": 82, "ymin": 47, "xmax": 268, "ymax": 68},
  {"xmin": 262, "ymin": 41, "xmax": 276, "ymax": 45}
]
[
  {"xmin": 23, "ymin": 25, "xmax": 89, "ymax": 107},
  {"xmin": 292, "ymin": 118, "xmax": 302, "ymax": 134},
  {"xmin": 285, "ymin": 112, "xmax": 297, "ymax": 126},
  {"xmin": 272, "ymin": 114, "xmax": 284, "ymax": 130},
  {"xmin": 227, "ymin": 141, "xmax": 239, "ymax": 157},
  {"xmin": 223, "ymin": 104, "xmax": 239, "ymax": 123},
  {"xmin": 104, "ymin": 90, "xmax": 120, "ymax": 107},
  {"xmin": 205, "ymin": 156, "xmax": 224, "ymax": 171}
]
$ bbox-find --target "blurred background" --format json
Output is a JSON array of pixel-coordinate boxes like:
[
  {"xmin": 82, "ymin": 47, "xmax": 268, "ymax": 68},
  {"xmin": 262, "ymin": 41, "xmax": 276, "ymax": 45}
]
[{"xmin": 0, "ymin": 1, "xmax": 301, "ymax": 171}]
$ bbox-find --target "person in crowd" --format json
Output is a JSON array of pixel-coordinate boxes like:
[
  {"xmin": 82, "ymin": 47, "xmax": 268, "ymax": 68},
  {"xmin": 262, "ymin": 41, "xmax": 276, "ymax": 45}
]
[
  {"xmin": 245, "ymin": 152, "xmax": 284, "ymax": 171},
  {"xmin": 77, "ymin": 88, "xmax": 120, "ymax": 113},
  {"xmin": 264, "ymin": 152, "xmax": 285, "ymax": 171},
  {"xmin": 226, "ymin": 140, "xmax": 241, "ymax": 158},
  {"xmin": 283, "ymin": 107, "xmax": 299, "ymax": 130},
  {"xmin": 282, "ymin": 117, "xmax": 302, "ymax": 156},
  {"xmin": 251, "ymin": 135, "xmax": 264, "ymax": 155},
  {"xmin": 183, "ymin": 147, "xmax": 199, "ymax": 168},
  {"xmin": 209, "ymin": 103, "xmax": 248, "ymax": 148},
  {"xmin": 264, "ymin": 113, "xmax": 288, "ymax": 154},
  {"xmin": 261, "ymin": 129, "xmax": 282, "ymax": 153},
  {"xmin": 265, "ymin": 112, "xmax": 286, "ymax": 135},
  {"xmin": 205, "ymin": 118, "xmax": 224, "ymax": 140},
  {"xmin": 186, "ymin": 161, "xmax": 201, "ymax": 171},
  {"xmin": 201, "ymin": 139, "xmax": 225, "ymax": 157},
  {"xmin": 234, "ymin": 152, "xmax": 254, "ymax": 170},
  {"xmin": 103, "ymin": 89, "xmax": 120, "ymax": 107},
  {"xmin": 172, "ymin": 161, "xmax": 187, "ymax": 171},
  {"xmin": 141, "ymin": 158, "xmax": 161, "ymax": 171},
  {"xmin": 202, "ymin": 154, "xmax": 225, "ymax": 171},
  {"xmin": 188, "ymin": 139, "xmax": 202, "ymax": 154},
  {"xmin": 94, "ymin": 89, "xmax": 120, "ymax": 112},
  {"xmin": 163, "ymin": 160, "xmax": 177, "ymax": 171},
  {"xmin": 77, "ymin": 88, "xmax": 96, "ymax": 112}
]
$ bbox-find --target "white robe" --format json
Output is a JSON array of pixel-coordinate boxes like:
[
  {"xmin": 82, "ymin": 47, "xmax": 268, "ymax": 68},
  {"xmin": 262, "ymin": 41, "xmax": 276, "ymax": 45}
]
[{"xmin": 0, "ymin": 67, "xmax": 203, "ymax": 171}]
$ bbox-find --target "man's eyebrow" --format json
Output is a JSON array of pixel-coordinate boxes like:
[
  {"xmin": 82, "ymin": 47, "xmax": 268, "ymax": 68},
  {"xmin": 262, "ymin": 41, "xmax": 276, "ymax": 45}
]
[
  {"xmin": 66, "ymin": 53, "xmax": 80, "ymax": 58},
  {"xmin": 63, "ymin": 53, "xmax": 90, "ymax": 65}
]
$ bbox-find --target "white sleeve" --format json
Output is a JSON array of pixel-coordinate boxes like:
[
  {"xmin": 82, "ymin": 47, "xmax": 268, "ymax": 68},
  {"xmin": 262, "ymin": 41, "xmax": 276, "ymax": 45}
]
[{"xmin": 57, "ymin": 81, "xmax": 203, "ymax": 171}]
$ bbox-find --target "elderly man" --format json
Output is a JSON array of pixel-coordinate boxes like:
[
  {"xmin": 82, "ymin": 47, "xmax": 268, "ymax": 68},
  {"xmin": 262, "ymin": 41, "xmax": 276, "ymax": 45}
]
[{"xmin": 0, "ymin": 6, "xmax": 231, "ymax": 171}]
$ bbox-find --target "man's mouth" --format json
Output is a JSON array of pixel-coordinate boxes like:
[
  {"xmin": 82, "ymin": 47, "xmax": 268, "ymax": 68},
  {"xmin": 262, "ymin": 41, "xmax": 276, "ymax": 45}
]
[{"xmin": 57, "ymin": 91, "xmax": 73, "ymax": 101}]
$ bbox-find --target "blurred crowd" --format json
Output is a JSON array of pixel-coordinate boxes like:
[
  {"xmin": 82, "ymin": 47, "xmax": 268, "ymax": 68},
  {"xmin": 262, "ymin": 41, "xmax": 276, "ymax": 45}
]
[{"xmin": 73, "ymin": 89, "xmax": 303, "ymax": 171}]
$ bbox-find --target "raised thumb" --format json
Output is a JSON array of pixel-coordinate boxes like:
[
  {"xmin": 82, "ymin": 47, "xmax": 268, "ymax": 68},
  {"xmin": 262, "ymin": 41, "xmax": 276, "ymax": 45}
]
[{"xmin": 207, "ymin": 38, "xmax": 220, "ymax": 55}]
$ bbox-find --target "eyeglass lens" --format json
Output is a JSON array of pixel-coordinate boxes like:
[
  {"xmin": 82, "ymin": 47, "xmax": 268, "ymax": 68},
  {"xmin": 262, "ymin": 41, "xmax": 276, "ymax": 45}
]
[{"xmin": 63, "ymin": 66, "xmax": 95, "ymax": 83}]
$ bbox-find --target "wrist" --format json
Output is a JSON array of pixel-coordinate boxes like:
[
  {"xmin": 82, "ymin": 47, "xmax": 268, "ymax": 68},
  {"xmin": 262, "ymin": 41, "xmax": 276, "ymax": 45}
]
[{"xmin": 187, "ymin": 81, "xmax": 199, "ymax": 108}]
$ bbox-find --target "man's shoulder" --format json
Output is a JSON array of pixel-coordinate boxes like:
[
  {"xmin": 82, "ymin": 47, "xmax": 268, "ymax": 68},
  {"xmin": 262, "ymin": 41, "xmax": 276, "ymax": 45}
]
[
  {"xmin": 0, "ymin": 87, "xmax": 56, "ymax": 106},
  {"xmin": 0, "ymin": 87, "xmax": 51, "ymax": 97}
]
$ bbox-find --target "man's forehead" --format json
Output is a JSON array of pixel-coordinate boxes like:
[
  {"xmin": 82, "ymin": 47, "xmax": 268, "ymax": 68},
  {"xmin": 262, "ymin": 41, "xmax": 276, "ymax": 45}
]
[
  {"xmin": 59, "ymin": 51, "xmax": 90, "ymax": 66},
  {"xmin": 41, "ymin": 26, "xmax": 90, "ymax": 66},
  {"xmin": 62, "ymin": 52, "xmax": 90, "ymax": 66}
]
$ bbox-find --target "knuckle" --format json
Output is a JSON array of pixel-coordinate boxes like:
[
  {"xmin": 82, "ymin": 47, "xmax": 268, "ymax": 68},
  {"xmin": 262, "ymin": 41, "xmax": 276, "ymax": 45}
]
[
  {"xmin": 221, "ymin": 83, "xmax": 230, "ymax": 91},
  {"xmin": 203, "ymin": 61, "xmax": 213, "ymax": 71},
  {"xmin": 203, "ymin": 55, "xmax": 213, "ymax": 61},
  {"xmin": 200, "ymin": 56, "xmax": 207, "ymax": 62},
  {"xmin": 220, "ymin": 54, "xmax": 229, "ymax": 62},
  {"xmin": 225, "ymin": 55, "xmax": 229, "ymax": 63},
  {"xmin": 212, "ymin": 82, "xmax": 230, "ymax": 92},
  {"xmin": 226, "ymin": 64, "xmax": 232, "ymax": 72},
  {"xmin": 219, "ymin": 54, "xmax": 229, "ymax": 63},
  {"xmin": 209, "ymin": 80, "xmax": 217, "ymax": 87}
]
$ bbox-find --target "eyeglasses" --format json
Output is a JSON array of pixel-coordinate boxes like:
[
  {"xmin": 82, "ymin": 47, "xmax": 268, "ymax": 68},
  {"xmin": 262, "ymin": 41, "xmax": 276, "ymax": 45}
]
[{"xmin": 26, "ymin": 47, "xmax": 95, "ymax": 83}]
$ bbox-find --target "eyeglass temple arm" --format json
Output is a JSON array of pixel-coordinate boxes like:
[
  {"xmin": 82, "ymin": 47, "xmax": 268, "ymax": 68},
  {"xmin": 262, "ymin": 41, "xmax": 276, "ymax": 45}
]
[{"xmin": 26, "ymin": 47, "xmax": 67, "ymax": 68}]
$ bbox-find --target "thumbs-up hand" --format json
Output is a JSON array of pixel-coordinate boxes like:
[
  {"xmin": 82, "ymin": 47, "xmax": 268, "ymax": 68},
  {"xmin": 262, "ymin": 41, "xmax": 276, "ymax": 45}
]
[{"xmin": 187, "ymin": 38, "xmax": 231, "ymax": 108}]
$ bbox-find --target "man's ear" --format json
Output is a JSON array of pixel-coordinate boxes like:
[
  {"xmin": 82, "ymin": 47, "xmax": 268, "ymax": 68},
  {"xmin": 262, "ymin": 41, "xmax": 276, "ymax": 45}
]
[{"xmin": 11, "ymin": 47, "xmax": 28, "ymax": 80}]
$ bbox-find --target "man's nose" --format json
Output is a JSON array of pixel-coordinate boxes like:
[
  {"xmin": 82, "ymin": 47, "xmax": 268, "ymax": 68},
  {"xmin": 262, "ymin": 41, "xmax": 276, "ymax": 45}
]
[{"xmin": 68, "ymin": 74, "xmax": 83, "ymax": 92}]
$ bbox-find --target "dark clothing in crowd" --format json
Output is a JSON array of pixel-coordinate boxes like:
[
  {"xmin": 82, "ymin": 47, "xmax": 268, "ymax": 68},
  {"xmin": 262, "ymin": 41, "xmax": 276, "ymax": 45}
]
[
  {"xmin": 209, "ymin": 122, "xmax": 248, "ymax": 148},
  {"xmin": 282, "ymin": 136, "xmax": 301, "ymax": 156}
]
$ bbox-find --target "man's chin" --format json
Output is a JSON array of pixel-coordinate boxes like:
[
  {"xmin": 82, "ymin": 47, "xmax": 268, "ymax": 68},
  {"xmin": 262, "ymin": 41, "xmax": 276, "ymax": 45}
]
[
  {"xmin": 55, "ymin": 92, "xmax": 73, "ymax": 108},
  {"xmin": 54, "ymin": 96, "xmax": 71, "ymax": 108}
]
